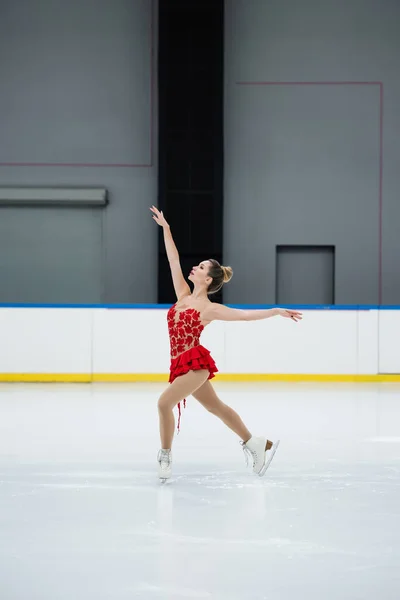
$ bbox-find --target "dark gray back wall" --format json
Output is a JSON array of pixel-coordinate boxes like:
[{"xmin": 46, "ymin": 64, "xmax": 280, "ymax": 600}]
[
  {"xmin": 224, "ymin": 0, "xmax": 400, "ymax": 305},
  {"xmin": 0, "ymin": 0, "xmax": 156, "ymax": 303}
]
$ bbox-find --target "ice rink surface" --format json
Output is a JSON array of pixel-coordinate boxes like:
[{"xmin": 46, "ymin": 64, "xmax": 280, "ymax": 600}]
[{"xmin": 0, "ymin": 381, "xmax": 399, "ymax": 600}]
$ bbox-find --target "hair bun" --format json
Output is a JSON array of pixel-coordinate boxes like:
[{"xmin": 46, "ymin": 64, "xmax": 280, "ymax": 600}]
[{"xmin": 222, "ymin": 265, "xmax": 233, "ymax": 283}]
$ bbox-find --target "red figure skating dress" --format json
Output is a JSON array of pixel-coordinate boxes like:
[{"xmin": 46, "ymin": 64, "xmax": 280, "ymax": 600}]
[{"xmin": 167, "ymin": 303, "xmax": 218, "ymax": 429}]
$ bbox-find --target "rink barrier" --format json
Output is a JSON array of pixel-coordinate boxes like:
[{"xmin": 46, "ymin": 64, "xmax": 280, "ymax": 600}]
[
  {"xmin": 1, "ymin": 303, "xmax": 400, "ymax": 309},
  {"xmin": 1, "ymin": 373, "xmax": 400, "ymax": 382},
  {"xmin": 0, "ymin": 304, "xmax": 399, "ymax": 381}
]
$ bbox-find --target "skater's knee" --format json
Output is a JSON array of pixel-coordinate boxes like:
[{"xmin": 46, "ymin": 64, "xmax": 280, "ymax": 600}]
[
  {"xmin": 207, "ymin": 399, "xmax": 225, "ymax": 416},
  {"xmin": 157, "ymin": 391, "xmax": 176, "ymax": 413},
  {"xmin": 157, "ymin": 393, "xmax": 170, "ymax": 413}
]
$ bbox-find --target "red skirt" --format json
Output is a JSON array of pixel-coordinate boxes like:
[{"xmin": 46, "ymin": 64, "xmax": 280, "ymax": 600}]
[
  {"xmin": 169, "ymin": 345, "xmax": 218, "ymax": 430},
  {"xmin": 169, "ymin": 344, "xmax": 218, "ymax": 384}
]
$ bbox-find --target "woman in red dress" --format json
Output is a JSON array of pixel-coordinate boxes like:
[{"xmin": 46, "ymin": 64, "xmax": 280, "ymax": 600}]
[{"xmin": 150, "ymin": 206, "xmax": 302, "ymax": 481}]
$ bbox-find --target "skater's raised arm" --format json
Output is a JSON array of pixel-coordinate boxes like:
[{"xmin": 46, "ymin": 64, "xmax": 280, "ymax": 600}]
[
  {"xmin": 202, "ymin": 304, "xmax": 303, "ymax": 323},
  {"xmin": 150, "ymin": 206, "xmax": 190, "ymax": 301}
]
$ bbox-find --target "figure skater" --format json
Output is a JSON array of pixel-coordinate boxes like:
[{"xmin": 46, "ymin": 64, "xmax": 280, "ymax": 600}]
[{"xmin": 150, "ymin": 206, "xmax": 302, "ymax": 481}]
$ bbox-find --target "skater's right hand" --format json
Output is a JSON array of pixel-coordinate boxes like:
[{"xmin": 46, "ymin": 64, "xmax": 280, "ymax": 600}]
[
  {"xmin": 276, "ymin": 308, "xmax": 303, "ymax": 322},
  {"xmin": 150, "ymin": 206, "xmax": 169, "ymax": 228}
]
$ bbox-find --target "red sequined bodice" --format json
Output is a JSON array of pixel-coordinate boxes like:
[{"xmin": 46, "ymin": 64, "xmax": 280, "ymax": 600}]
[{"xmin": 167, "ymin": 304, "xmax": 204, "ymax": 359}]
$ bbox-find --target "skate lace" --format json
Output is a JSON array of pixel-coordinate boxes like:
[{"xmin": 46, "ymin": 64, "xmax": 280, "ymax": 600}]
[
  {"xmin": 158, "ymin": 450, "xmax": 171, "ymax": 471},
  {"xmin": 241, "ymin": 442, "xmax": 256, "ymax": 468}
]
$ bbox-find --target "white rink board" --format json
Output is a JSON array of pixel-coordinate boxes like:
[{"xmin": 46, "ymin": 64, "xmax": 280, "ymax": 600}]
[
  {"xmin": 92, "ymin": 309, "xmax": 170, "ymax": 373},
  {"xmin": 0, "ymin": 308, "xmax": 92, "ymax": 373},
  {"xmin": 224, "ymin": 311, "xmax": 358, "ymax": 374},
  {"xmin": 0, "ymin": 307, "xmax": 397, "ymax": 375},
  {"xmin": 378, "ymin": 310, "xmax": 400, "ymax": 373}
]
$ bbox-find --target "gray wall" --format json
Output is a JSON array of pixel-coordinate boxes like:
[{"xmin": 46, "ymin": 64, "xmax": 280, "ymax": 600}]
[
  {"xmin": 224, "ymin": 0, "xmax": 400, "ymax": 305},
  {"xmin": 0, "ymin": 0, "xmax": 157, "ymax": 303}
]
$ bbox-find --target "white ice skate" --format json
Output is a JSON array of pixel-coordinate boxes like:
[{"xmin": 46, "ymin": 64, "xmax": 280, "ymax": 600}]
[
  {"xmin": 241, "ymin": 437, "xmax": 280, "ymax": 477},
  {"xmin": 157, "ymin": 449, "xmax": 172, "ymax": 482}
]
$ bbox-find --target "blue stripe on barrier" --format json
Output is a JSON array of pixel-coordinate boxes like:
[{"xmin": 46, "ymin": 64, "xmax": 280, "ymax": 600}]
[
  {"xmin": 0, "ymin": 303, "xmax": 399, "ymax": 310},
  {"xmin": 0, "ymin": 303, "xmax": 170, "ymax": 309}
]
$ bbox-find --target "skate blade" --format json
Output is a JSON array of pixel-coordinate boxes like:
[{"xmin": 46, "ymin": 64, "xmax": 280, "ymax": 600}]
[
  {"xmin": 159, "ymin": 475, "xmax": 171, "ymax": 484},
  {"xmin": 258, "ymin": 439, "xmax": 280, "ymax": 477}
]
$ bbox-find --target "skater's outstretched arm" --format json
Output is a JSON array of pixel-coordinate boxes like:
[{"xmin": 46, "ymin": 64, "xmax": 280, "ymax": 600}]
[
  {"xmin": 202, "ymin": 304, "xmax": 303, "ymax": 323},
  {"xmin": 150, "ymin": 206, "xmax": 190, "ymax": 301}
]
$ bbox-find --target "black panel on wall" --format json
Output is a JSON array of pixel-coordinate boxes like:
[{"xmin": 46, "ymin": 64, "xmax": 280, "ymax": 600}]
[{"xmin": 158, "ymin": 0, "xmax": 224, "ymax": 304}]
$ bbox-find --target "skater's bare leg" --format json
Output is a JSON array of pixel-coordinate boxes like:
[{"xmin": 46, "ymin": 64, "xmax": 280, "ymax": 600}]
[
  {"xmin": 192, "ymin": 381, "xmax": 272, "ymax": 449},
  {"xmin": 158, "ymin": 370, "xmax": 210, "ymax": 448},
  {"xmin": 192, "ymin": 381, "xmax": 250, "ymax": 440}
]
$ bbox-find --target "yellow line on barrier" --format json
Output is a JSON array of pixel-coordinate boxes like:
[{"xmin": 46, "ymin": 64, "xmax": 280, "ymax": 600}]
[
  {"xmin": 214, "ymin": 373, "xmax": 400, "ymax": 382},
  {"xmin": 0, "ymin": 373, "xmax": 400, "ymax": 382},
  {"xmin": 93, "ymin": 373, "xmax": 168, "ymax": 382},
  {"xmin": 0, "ymin": 374, "xmax": 91, "ymax": 382}
]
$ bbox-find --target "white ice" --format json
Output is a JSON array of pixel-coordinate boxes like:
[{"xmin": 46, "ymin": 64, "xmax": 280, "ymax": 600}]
[{"xmin": 0, "ymin": 382, "xmax": 400, "ymax": 600}]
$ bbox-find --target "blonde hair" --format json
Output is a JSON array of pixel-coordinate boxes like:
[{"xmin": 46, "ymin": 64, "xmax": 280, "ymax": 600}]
[
  {"xmin": 207, "ymin": 259, "xmax": 233, "ymax": 294},
  {"xmin": 222, "ymin": 265, "xmax": 233, "ymax": 283}
]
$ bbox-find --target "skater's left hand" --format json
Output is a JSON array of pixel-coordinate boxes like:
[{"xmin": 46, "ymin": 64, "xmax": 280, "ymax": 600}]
[
  {"xmin": 276, "ymin": 308, "xmax": 303, "ymax": 322},
  {"xmin": 150, "ymin": 206, "xmax": 170, "ymax": 228}
]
